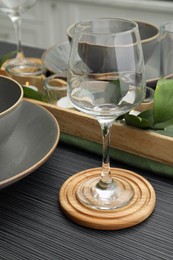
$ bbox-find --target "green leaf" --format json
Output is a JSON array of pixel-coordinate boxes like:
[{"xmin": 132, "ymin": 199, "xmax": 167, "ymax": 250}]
[
  {"xmin": 138, "ymin": 109, "xmax": 154, "ymax": 124},
  {"xmin": 124, "ymin": 113, "xmax": 153, "ymax": 129},
  {"xmin": 153, "ymin": 117, "xmax": 173, "ymax": 130},
  {"xmin": 153, "ymin": 78, "xmax": 173, "ymax": 124},
  {"xmin": 0, "ymin": 51, "xmax": 16, "ymax": 68},
  {"xmin": 123, "ymin": 79, "xmax": 173, "ymax": 132},
  {"xmin": 23, "ymin": 86, "xmax": 47, "ymax": 102},
  {"xmin": 124, "ymin": 109, "xmax": 154, "ymax": 129},
  {"xmin": 106, "ymin": 77, "xmax": 129, "ymax": 104},
  {"xmin": 106, "ymin": 79, "xmax": 121, "ymax": 104},
  {"xmin": 155, "ymin": 125, "xmax": 173, "ymax": 137}
]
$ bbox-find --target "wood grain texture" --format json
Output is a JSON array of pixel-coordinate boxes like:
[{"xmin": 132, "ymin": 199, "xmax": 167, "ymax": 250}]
[
  {"xmin": 59, "ymin": 167, "xmax": 156, "ymax": 230},
  {"xmin": 26, "ymin": 98, "xmax": 173, "ymax": 167}
]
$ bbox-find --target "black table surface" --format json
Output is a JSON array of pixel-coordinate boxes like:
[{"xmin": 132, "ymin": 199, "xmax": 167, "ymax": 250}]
[{"xmin": 0, "ymin": 42, "xmax": 173, "ymax": 260}]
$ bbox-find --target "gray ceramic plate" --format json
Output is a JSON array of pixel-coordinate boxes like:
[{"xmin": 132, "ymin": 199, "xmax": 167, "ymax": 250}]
[
  {"xmin": 0, "ymin": 100, "xmax": 60, "ymax": 189},
  {"xmin": 42, "ymin": 41, "xmax": 160, "ymax": 85}
]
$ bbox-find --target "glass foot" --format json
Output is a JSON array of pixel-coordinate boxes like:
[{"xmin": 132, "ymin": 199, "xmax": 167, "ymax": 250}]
[{"xmin": 76, "ymin": 176, "xmax": 134, "ymax": 210}]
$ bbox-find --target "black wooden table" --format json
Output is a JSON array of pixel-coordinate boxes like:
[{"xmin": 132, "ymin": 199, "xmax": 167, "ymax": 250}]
[{"xmin": 0, "ymin": 42, "xmax": 173, "ymax": 260}]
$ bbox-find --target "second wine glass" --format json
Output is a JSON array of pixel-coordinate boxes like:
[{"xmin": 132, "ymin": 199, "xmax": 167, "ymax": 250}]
[
  {"xmin": 68, "ymin": 18, "xmax": 146, "ymax": 210},
  {"xmin": 0, "ymin": 0, "xmax": 37, "ymax": 66}
]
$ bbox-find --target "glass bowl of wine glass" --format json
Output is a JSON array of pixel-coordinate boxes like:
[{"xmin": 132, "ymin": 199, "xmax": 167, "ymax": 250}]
[{"xmin": 67, "ymin": 18, "xmax": 146, "ymax": 210}]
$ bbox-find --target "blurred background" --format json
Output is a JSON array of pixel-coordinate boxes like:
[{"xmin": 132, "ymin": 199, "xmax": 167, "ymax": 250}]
[{"xmin": 0, "ymin": 0, "xmax": 173, "ymax": 50}]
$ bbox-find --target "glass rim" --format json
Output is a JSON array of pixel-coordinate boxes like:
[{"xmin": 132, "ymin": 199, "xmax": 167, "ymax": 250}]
[
  {"xmin": 5, "ymin": 62, "xmax": 46, "ymax": 77},
  {"xmin": 44, "ymin": 74, "xmax": 67, "ymax": 91},
  {"xmin": 74, "ymin": 17, "xmax": 139, "ymax": 36}
]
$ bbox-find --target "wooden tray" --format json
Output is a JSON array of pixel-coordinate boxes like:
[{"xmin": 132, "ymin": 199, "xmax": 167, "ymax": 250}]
[
  {"xmin": 1, "ymin": 69, "xmax": 173, "ymax": 167},
  {"xmin": 26, "ymin": 98, "xmax": 172, "ymax": 166}
]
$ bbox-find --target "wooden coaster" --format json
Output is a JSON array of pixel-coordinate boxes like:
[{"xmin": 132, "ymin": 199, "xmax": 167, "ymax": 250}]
[{"xmin": 59, "ymin": 168, "xmax": 156, "ymax": 230}]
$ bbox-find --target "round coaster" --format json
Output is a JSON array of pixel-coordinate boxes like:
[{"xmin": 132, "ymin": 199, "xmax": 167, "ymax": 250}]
[{"xmin": 59, "ymin": 168, "xmax": 156, "ymax": 230}]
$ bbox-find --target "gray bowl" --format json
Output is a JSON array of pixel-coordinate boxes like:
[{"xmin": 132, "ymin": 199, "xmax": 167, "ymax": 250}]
[
  {"xmin": 67, "ymin": 20, "xmax": 159, "ymax": 63},
  {"xmin": 0, "ymin": 75, "xmax": 23, "ymax": 147}
]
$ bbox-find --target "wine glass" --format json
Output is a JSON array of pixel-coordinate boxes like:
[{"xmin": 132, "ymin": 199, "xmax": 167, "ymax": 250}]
[
  {"xmin": 0, "ymin": 0, "xmax": 37, "ymax": 66},
  {"xmin": 68, "ymin": 18, "xmax": 146, "ymax": 210}
]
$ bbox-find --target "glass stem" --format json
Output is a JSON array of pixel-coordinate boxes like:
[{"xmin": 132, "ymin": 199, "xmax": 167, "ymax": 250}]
[
  {"xmin": 10, "ymin": 15, "xmax": 24, "ymax": 61},
  {"xmin": 99, "ymin": 122, "xmax": 114, "ymax": 188}
]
